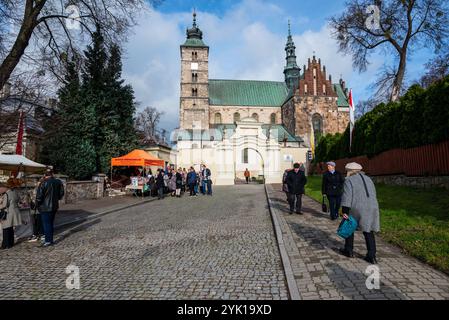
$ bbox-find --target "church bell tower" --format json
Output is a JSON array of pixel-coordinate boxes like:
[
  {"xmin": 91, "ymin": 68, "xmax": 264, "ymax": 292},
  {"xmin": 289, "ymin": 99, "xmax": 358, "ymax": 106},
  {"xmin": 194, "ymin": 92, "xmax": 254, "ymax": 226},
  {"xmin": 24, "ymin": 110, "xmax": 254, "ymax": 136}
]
[
  {"xmin": 283, "ymin": 21, "xmax": 301, "ymax": 90},
  {"xmin": 180, "ymin": 12, "xmax": 210, "ymax": 130}
]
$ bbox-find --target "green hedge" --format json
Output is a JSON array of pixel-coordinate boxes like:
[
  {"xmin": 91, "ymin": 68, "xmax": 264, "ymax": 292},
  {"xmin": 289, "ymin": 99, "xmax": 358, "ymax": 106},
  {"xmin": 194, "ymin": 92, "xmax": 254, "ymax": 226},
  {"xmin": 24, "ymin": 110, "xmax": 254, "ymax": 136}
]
[{"xmin": 315, "ymin": 75, "xmax": 449, "ymax": 162}]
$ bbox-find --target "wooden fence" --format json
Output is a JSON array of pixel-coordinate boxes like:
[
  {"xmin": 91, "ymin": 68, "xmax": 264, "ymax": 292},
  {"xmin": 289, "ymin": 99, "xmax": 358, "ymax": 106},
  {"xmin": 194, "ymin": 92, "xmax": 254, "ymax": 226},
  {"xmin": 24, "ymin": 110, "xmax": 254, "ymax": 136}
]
[{"xmin": 311, "ymin": 140, "xmax": 449, "ymax": 176}]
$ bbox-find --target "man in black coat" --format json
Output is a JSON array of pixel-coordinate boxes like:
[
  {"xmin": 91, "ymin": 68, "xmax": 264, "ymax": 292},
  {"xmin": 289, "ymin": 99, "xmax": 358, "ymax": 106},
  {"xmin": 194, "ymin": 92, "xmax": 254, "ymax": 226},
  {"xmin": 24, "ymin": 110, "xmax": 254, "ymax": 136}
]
[
  {"xmin": 156, "ymin": 169, "xmax": 165, "ymax": 200},
  {"xmin": 321, "ymin": 161, "xmax": 345, "ymax": 220},
  {"xmin": 286, "ymin": 163, "xmax": 308, "ymax": 214},
  {"xmin": 36, "ymin": 169, "xmax": 64, "ymax": 247}
]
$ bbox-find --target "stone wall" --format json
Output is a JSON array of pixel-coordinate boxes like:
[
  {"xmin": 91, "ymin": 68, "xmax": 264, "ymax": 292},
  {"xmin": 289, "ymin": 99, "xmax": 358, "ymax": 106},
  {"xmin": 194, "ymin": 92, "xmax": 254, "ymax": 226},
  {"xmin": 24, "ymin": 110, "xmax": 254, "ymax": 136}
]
[
  {"xmin": 371, "ymin": 175, "xmax": 449, "ymax": 190},
  {"xmin": 209, "ymin": 106, "xmax": 281, "ymax": 125}
]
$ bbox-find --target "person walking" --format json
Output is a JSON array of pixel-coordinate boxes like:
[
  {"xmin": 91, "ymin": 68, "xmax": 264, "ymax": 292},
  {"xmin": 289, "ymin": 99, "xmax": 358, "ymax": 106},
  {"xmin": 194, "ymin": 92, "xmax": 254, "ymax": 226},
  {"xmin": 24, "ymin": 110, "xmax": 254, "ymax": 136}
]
[
  {"xmin": 169, "ymin": 172, "xmax": 177, "ymax": 197},
  {"xmin": 28, "ymin": 178, "xmax": 45, "ymax": 242},
  {"xmin": 36, "ymin": 169, "xmax": 64, "ymax": 247},
  {"xmin": 244, "ymin": 169, "xmax": 250, "ymax": 184},
  {"xmin": 181, "ymin": 168, "xmax": 187, "ymax": 193},
  {"xmin": 199, "ymin": 166, "xmax": 205, "ymax": 195},
  {"xmin": 156, "ymin": 169, "xmax": 165, "ymax": 200},
  {"xmin": 286, "ymin": 163, "xmax": 307, "ymax": 215},
  {"xmin": 322, "ymin": 161, "xmax": 345, "ymax": 220},
  {"xmin": 175, "ymin": 168, "xmax": 183, "ymax": 198},
  {"xmin": 339, "ymin": 162, "xmax": 380, "ymax": 264},
  {"xmin": 282, "ymin": 169, "xmax": 291, "ymax": 201},
  {"xmin": 0, "ymin": 182, "xmax": 23, "ymax": 249},
  {"xmin": 202, "ymin": 164, "xmax": 212, "ymax": 195},
  {"xmin": 187, "ymin": 167, "xmax": 198, "ymax": 197}
]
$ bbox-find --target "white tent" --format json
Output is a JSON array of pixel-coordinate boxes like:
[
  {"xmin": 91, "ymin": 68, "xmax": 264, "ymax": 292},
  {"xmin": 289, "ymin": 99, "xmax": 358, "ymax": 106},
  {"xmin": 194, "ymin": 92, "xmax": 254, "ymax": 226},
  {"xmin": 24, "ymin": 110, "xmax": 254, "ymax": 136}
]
[{"xmin": 0, "ymin": 154, "xmax": 47, "ymax": 173}]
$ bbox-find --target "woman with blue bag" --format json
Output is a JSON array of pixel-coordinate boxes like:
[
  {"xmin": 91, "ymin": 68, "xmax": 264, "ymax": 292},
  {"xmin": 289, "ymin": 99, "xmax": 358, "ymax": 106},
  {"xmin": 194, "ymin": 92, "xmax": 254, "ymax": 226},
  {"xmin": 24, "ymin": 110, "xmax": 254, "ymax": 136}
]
[{"xmin": 338, "ymin": 162, "xmax": 380, "ymax": 264}]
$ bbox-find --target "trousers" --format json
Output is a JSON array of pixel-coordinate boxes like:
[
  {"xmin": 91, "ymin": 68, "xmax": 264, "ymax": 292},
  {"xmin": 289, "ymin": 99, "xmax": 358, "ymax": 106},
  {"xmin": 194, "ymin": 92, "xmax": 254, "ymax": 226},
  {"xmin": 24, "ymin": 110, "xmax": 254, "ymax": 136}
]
[{"xmin": 345, "ymin": 231, "xmax": 377, "ymax": 259}]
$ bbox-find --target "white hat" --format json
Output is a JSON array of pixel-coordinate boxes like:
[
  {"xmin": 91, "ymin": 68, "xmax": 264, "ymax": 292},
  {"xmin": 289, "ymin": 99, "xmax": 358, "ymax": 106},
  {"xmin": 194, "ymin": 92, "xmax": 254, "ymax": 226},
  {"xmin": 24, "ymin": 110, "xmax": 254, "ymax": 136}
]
[{"xmin": 345, "ymin": 162, "xmax": 363, "ymax": 171}]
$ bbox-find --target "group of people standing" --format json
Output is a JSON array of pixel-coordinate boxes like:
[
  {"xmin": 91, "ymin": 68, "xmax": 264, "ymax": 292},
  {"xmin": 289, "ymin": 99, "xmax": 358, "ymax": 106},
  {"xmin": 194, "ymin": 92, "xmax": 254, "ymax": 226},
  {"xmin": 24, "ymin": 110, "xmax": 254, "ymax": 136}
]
[
  {"xmin": 282, "ymin": 161, "xmax": 380, "ymax": 264},
  {"xmin": 147, "ymin": 164, "xmax": 213, "ymax": 200},
  {"xmin": 0, "ymin": 169, "xmax": 64, "ymax": 249}
]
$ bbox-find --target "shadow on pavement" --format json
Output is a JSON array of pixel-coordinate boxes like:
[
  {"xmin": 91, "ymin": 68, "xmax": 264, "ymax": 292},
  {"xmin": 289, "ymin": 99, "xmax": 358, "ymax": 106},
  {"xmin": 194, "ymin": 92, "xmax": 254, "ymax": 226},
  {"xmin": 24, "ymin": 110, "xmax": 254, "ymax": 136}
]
[
  {"xmin": 325, "ymin": 262, "xmax": 407, "ymax": 300},
  {"xmin": 55, "ymin": 218, "xmax": 102, "ymax": 244}
]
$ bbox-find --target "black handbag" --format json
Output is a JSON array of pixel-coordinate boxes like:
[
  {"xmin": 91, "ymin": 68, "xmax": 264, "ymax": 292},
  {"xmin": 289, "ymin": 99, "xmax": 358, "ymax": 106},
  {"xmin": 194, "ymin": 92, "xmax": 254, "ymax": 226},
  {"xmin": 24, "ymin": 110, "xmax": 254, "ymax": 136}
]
[
  {"xmin": 0, "ymin": 193, "xmax": 9, "ymax": 221},
  {"xmin": 322, "ymin": 195, "xmax": 328, "ymax": 213}
]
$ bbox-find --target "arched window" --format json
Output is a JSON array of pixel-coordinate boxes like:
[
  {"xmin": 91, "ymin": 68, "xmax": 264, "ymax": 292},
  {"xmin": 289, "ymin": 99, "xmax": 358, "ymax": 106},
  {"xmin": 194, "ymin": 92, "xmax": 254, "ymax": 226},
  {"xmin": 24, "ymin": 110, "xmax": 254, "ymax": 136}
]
[
  {"xmin": 312, "ymin": 113, "xmax": 323, "ymax": 147},
  {"xmin": 252, "ymin": 113, "xmax": 259, "ymax": 121},
  {"xmin": 214, "ymin": 113, "xmax": 222, "ymax": 124},
  {"xmin": 270, "ymin": 113, "xmax": 276, "ymax": 124},
  {"xmin": 234, "ymin": 112, "xmax": 240, "ymax": 122},
  {"xmin": 192, "ymin": 73, "xmax": 198, "ymax": 83},
  {"xmin": 192, "ymin": 88, "xmax": 198, "ymax": 97}
]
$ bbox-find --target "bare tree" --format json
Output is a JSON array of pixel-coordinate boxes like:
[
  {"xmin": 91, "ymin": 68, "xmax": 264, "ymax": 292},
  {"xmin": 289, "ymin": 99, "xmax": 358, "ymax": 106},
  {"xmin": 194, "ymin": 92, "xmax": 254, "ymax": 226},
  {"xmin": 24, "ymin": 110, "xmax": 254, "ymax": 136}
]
[
  {"xmin": 330, "ymin": 0, "xmax": 449, "ymax": 102},
  {"xmin": 419, "ymin": 50, "xmax": 449, "ymax": 88},
  {"xmin": 0, "ymin": 0, "xmax": 164, "ymax": 90},
  {"xmin": 135, "ymin": 106, "xmax": 165, "ymax": 140}
]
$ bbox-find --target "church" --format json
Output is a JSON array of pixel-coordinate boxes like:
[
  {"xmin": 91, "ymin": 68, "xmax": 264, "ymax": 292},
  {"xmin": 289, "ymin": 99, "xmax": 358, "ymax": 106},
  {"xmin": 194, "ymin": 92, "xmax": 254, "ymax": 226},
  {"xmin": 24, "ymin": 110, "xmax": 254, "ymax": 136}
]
[{"xmin": 173, "ymin": 13, "xmax": 350, "ymax": 185}]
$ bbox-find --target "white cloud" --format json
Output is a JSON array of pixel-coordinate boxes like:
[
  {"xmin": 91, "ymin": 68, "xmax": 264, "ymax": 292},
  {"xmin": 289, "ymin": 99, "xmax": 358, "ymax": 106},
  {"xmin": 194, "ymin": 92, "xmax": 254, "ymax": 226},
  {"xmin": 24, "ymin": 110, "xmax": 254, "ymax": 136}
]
[{"xmin": 122, "ymin": 0, "xmax": 384, "ymax": 133}]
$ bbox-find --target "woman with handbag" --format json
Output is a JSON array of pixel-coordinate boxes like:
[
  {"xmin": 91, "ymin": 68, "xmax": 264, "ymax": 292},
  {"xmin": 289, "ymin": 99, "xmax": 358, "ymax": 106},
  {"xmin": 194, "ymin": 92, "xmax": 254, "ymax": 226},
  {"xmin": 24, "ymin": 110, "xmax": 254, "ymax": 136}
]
[
  {"xmin": 0, "ymin": 182, "xmax": 23, "ymax": 249},
  {"xmin": 339, "ymin": 162, "xmax": 380, "ymax": 264}
]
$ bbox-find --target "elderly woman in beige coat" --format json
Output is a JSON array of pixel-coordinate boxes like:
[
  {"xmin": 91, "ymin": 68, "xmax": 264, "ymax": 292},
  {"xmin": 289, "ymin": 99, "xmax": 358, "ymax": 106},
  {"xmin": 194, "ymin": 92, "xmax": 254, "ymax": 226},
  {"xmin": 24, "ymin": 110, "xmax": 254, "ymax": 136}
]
[
  {"xmin": 339, "ymin": 162, "xmax": 380, "ymax": 264},
  {"xmin": 0, "ymin": 182, "xmax": 23, "ymax": 249}
]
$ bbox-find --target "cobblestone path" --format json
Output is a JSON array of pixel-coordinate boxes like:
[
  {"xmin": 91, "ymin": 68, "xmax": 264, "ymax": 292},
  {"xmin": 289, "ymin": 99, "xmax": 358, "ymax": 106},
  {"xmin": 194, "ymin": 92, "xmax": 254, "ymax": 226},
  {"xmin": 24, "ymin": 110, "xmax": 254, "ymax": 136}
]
[
  {"xmin": 266, "ymin": 184, "xmax": 449, "ymax": 300},
  {"xmin": 0, "ymin": 185, "xmax": 288, "ymax": 300}
]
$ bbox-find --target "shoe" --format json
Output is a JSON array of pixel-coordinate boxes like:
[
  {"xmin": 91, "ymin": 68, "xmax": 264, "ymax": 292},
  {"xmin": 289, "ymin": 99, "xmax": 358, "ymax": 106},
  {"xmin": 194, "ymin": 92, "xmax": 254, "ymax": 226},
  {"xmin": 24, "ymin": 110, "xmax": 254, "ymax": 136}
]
[
  {"xmin": 289, "ymin": 211, "xmax": 294, "ymax": 215},
  {"xmin": 339, "ymin": 248, "xmax": 354, "ymax": 258},
  {"xmin": 364, "ymin": 256, "xmax": 378, "ymax": 264},
  {"xmin": 296, "ymin": 212, "xmax": 303, "ymax": 215},
  {"xmin": 41, "ymin": 242, "xmax": 54, "ymax": 248},
  {"xmin": 28, "ymin": 236, "xmax": 39, "ymax": 243}
]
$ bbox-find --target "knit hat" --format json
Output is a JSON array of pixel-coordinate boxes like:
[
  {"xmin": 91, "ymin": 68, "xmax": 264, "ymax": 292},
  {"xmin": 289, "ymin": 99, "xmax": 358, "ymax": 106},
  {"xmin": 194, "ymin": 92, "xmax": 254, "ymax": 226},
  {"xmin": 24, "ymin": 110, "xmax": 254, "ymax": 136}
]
[{"xmin": 326, "ymin": 161, "xmax": 336, "ymax": 167}]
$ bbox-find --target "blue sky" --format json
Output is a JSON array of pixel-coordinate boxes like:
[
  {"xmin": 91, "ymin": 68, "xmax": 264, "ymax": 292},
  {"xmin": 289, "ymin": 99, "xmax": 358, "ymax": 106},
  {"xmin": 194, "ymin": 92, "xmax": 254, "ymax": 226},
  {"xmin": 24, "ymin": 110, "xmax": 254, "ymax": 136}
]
[{"xmin": 122, "ymin": 0, "xmax": 436, "ymax": 133}]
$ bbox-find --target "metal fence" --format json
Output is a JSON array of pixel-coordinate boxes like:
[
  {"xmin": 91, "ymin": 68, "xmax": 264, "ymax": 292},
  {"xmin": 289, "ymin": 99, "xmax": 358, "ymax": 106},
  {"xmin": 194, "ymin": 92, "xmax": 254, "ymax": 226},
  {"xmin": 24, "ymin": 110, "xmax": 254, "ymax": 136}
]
[{"xmin": 312, "ymin": 140, "xmax": 449, "ymax": 176}]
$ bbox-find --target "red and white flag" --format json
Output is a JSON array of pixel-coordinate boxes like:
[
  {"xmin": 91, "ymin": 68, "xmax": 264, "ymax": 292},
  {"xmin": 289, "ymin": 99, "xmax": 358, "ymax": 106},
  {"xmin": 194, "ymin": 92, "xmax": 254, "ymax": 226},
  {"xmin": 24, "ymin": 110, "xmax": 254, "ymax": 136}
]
[
  {"xmin": 348, "ymin": 89, "xmax": 355, "ymax": 150},
  {"xmin": 16, "ymin": 111, "xmax": 24, "ymax": 155}
]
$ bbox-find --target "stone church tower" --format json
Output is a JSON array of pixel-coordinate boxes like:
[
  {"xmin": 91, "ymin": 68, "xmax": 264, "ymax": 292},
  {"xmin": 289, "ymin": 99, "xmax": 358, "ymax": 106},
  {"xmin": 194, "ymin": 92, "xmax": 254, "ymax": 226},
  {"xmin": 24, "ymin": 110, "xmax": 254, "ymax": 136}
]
[
  {"xmin": 179, "ymin": 12, "xmax": 210, "ymax": 130},
  {"xmin": 283, "ymin": 21, "xmax": 301, "ymax": 91}
]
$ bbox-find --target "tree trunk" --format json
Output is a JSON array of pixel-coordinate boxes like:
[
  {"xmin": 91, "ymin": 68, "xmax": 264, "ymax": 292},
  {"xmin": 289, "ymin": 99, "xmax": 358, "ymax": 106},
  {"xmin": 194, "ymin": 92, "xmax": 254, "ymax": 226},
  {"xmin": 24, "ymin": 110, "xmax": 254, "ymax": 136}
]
[
  {"xmin": 0, "ymin": 0, "xmax": 45, "ymax": 90},
  {"xmin": 390, "ymin": 50, "xmax": 407, "ymax": 102}
]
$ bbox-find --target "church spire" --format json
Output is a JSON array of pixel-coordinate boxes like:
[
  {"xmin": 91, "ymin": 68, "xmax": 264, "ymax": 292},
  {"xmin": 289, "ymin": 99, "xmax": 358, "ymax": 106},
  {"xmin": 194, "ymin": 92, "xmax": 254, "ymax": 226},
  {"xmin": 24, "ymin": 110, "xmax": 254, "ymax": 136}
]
[
  {"xmin": 284, "ymin": 21, "xmax": 301, "ymax": 90},
  {"xmin": 182, "ymin": 10, "xmax": 208, "ymax": 48}
]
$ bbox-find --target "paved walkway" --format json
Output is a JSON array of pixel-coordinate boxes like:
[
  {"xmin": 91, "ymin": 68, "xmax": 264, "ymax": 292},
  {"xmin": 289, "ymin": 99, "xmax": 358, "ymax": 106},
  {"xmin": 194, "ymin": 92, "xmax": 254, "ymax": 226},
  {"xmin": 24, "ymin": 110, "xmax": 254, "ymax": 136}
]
[
  {"xmin": 266, "ymin": 184, "xmax": 449, "ymax": 300},
  {"xmin": 0, "ymin": 185, "xmax": 288, "ymax": 300}
]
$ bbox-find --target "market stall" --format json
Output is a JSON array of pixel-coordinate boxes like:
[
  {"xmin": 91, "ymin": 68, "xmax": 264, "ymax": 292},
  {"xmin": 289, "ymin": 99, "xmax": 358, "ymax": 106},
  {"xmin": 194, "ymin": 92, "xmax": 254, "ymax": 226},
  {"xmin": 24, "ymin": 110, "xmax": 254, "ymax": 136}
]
[
  {"xmin": 0, "ymin": 154, "xmax": 48, "ymax": 240},
  {"xmin": 111, "ymin": 150, "xmax": 165, "ymax": 197}
]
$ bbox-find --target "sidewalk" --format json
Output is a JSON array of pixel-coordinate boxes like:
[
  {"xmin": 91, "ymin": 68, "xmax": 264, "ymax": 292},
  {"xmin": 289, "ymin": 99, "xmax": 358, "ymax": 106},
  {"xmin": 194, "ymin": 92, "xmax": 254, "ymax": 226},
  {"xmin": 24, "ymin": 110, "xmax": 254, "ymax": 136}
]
[{"xmin": 266, "ymin": 184, "xmax": 449, "ymax": 300}]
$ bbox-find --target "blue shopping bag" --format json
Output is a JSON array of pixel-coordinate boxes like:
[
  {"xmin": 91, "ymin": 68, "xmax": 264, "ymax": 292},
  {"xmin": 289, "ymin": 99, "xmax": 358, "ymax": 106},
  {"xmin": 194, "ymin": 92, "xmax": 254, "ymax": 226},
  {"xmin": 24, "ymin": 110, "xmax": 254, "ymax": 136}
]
[{"xmin": 337, "ymin": 216, "xmax": 358, "ymax": 239}]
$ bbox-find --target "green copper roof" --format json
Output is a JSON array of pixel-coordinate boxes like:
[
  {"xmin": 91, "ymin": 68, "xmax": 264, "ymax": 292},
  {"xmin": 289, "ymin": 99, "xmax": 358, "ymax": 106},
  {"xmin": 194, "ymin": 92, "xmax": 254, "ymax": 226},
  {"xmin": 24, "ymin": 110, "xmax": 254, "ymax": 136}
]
[
  {"xmin": 182, "ymin": 38, "xmax": 208, "ymax": 47},
  {"xmin": 209, "ymin": 79, "xmax": 288, "ymax": 107},
  {"xmin": 333, "ymin": 83, "xmax": 349, "ymax": 107}
]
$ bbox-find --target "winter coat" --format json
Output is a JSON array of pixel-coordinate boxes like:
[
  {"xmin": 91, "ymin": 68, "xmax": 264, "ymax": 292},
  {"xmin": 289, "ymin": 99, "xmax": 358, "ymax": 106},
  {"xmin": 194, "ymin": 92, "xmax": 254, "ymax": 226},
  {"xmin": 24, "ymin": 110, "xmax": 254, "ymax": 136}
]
[
  {"xmin": 0, "ymin": 189, "xmax": 22, "ymax": 229},
  {"xmin": 286, "ymin": 170, "xmax": 307, "ymax": 195},
  {"xmin": 341, "ymin": 173, "xmax": 380, "ymax": 233},
  {"xmin": 187, "ymin": 172, "xmax": 198, "ymax": 185},
  {"xmin": 282, "ymin": 170, "xmax": 290, "ymax": 192},
  {"xmin": 156, "ymin": 173, "xmax": 165, "ymax": 188},
  {"xmin": 36, "ymin": 177, "xmax": 64, "ymax": 213},
  {"xmin": 322, "ymin": 170, "xmax": 345, "ymax": 196},
  {"xmin": 168, "ymin": 175, "xmax": 176, "ymax": 191},
  {"xmin": 175, "ymin": 173, "xmax": 183, "ymax": 189}
]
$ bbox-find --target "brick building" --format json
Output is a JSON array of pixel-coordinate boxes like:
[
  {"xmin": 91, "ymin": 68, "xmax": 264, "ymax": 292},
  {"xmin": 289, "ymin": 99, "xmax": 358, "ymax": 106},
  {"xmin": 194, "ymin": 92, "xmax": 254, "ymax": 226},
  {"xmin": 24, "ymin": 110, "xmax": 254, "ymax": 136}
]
[{"xmin": 175, "ymin": 13, "xmax": 349, "ymax": 184}]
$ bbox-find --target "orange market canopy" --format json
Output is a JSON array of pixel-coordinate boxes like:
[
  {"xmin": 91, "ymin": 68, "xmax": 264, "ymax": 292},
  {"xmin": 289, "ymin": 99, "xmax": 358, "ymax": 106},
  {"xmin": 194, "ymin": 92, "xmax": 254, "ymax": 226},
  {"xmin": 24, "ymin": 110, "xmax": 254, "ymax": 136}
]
[{"xmin": 111, "ymin": 149, "xmax": 165, "ymax": 168}]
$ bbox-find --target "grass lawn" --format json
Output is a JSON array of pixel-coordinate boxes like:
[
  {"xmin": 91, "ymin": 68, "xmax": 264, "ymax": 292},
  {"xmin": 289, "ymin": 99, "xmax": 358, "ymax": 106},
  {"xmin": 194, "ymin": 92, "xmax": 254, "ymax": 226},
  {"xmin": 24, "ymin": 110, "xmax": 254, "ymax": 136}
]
[{"xmin": 305, "ymin": 175, "xmax": 449, "ymax": 274}]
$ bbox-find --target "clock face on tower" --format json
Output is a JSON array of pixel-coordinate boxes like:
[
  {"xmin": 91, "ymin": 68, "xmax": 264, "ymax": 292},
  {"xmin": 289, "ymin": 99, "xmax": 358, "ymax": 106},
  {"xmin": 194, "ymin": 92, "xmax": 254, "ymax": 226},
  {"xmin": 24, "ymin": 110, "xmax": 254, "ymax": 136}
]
[{"xmin": 191, "ymin": 62, "xmax": 198, "ymax": 70}]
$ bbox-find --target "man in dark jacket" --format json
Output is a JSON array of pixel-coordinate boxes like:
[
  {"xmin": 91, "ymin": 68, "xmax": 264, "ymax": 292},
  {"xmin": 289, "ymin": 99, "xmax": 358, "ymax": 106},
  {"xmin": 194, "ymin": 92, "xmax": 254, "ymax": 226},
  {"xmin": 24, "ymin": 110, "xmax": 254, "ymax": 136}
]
[
  {"xmin": 156, "ymin": 169, "xmax": 165, "ymax": 200},
  {"xmin": 322, "ymin": 161, "xmax": 344, "ymax": 220},
  {"xmin": 187, "ymin": 167, "xmax": 198, "ymax": 196},
  {"xmin": 286, "ymin": 163, "xmax": 307, "ymax": 214},
  {"xmin": 36, "ymin": 169, "xmax": 64, "ymax": 247}
]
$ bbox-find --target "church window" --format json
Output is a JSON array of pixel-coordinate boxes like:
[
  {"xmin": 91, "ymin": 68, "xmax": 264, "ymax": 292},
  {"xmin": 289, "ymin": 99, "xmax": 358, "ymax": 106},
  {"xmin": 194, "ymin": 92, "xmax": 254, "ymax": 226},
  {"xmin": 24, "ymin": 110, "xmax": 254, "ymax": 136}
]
[
  {"xmin": 192, "ymin": 51, "xmax": 198, "ymax": 60},
  {"xmin": 242, "ymin": 148, "xmax": 249, "ymax": 164},
  {"xmin": 192, "ymin": 88, "xmax": 198, "ymax": 97},
  {"xmin": 323, "ymin": 84, "xmax": 326, "ymax": 95},
  {"xmin": 312, "ymin": 113, "xmax": 323, "ymax": 147},
  {"xmin": 304, "ymin": 84, "xmax": 308, "ymax": 94},
  {"xmin": 192, "ymin": 73, "xmax": 198, "ymax": 83},
  {"xmin": 270, "ymin": 113, "xmax": 277, "ymax": 124},
  {"xmin": 214, "ymin": 113, "xmax": 222, "ymax": 124},
  {"xmin": 234, "ymin": 112, "xmax": 240, "ymax": 122},
  {"xmin": 252, "ymin": 113, "xmax": 259, "ymax": 121}
]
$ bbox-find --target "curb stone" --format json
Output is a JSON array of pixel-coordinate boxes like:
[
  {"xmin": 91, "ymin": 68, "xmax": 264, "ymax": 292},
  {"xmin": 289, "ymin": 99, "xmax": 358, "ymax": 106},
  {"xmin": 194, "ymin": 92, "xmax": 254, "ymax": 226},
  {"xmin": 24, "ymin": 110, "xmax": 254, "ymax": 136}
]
[{"xmin": 264, "ymin": 184, "xmax": 301, "ymax": 300}]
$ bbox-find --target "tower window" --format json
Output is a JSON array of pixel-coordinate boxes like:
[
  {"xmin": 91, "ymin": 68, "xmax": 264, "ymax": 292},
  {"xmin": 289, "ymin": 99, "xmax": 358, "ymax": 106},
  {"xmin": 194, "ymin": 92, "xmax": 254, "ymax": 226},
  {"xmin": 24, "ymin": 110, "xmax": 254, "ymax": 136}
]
[
  {"xmin": 234, "ymin": 112, "xmax": 240, "ymax": 123},
  {"xmin": 192, "ymin": 51, "xmax": 198, "ymax": 60},
  {"xmin": 312, "ymin": 113, "xmax": 323, "ymax": 147},
  {"xmin": 192, "ymin": 88, "xmax": 198, "ymax": 97},
  {"xmin": 270, "ymin": 113, "xmax": 276, "ymax": 124},
  {"xmin": 192, "ymin": 73, "xmax": 198, "ymax": 83},
  {"xmin": 304, "ymin": 84, "xmax": 308, "ymax": 94}
]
